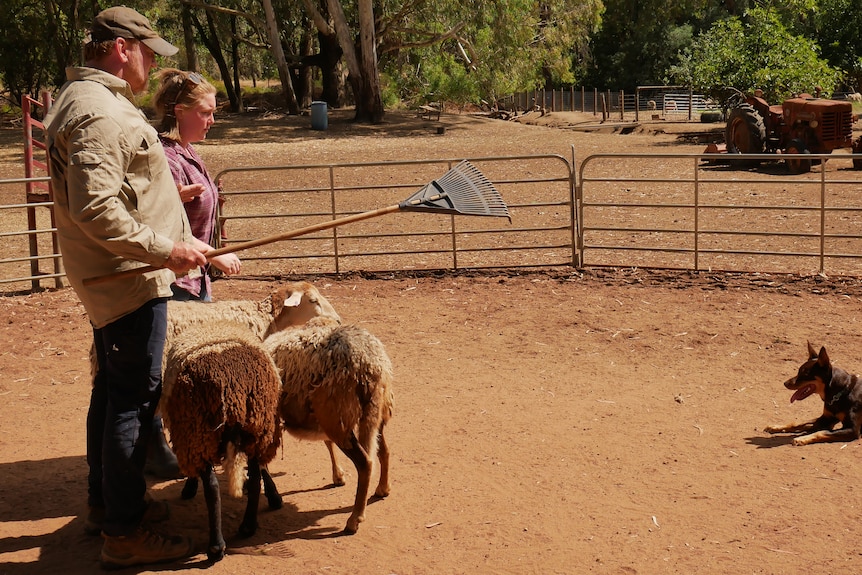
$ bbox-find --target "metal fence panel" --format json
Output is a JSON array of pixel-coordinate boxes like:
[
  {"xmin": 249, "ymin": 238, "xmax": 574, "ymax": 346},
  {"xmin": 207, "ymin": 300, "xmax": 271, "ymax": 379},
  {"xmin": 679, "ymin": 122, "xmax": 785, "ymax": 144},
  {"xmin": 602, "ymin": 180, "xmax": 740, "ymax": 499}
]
[
  {"xmin": 578, "ymin": 152, "xmax": 862, "ymax": 275},
  {"xmin": 0, "ymin": 155, "xmax": 574, "ymax": 293}
]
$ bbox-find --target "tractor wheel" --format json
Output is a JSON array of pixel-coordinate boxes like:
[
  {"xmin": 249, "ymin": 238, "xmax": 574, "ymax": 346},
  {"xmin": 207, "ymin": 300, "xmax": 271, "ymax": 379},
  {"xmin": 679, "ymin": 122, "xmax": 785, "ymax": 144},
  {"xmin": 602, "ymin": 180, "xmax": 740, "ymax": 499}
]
[
  {"xmin": 785, "ymin": 139, "xmax": 812, "ymax": 174},
  {"xmin": 725, "ymin": 104, "xmax": 766, "ymax": 167}
]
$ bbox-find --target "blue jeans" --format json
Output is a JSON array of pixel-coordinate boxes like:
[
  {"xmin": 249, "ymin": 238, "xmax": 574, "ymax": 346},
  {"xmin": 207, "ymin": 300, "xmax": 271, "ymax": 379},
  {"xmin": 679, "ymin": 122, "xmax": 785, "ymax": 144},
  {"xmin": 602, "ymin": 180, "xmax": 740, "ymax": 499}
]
[{"xmin": 87, "ymin": 298, "xmax": 168, "ymax": 536}]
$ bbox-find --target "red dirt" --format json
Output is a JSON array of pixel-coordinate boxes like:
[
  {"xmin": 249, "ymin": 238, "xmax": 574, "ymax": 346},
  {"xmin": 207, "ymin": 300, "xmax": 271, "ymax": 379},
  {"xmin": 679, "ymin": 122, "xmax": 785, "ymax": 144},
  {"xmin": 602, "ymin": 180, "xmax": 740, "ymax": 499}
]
[{"xmin": 2, "ymin": 109, "xmax": 862, "ymax": 574}]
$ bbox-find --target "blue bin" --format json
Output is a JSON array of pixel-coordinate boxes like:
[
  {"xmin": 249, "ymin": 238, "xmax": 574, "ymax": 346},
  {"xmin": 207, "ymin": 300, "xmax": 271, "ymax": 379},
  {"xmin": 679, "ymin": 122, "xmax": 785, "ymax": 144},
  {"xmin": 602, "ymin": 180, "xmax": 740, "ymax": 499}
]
[{"xmin": 311, "ymin": 101, "xmax": 328, "ymax": 130}]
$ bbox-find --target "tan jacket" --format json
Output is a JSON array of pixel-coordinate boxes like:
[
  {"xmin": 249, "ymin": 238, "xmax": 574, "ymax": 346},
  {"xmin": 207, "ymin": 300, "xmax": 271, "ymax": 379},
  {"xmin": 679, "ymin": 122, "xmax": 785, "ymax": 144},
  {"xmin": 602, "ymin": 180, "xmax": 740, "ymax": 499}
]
[{"xmin": 46, "ymin": 67, "xmax": 194, "ymax": 328}]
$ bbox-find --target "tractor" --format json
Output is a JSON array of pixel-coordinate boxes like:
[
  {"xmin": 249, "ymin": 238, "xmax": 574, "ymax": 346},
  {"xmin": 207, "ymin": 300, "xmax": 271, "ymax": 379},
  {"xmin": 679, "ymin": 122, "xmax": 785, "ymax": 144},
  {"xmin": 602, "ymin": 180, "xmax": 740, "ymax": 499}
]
[{"xmin": 709, "ymin": 87, "xmax": 862, "ymax": 173}]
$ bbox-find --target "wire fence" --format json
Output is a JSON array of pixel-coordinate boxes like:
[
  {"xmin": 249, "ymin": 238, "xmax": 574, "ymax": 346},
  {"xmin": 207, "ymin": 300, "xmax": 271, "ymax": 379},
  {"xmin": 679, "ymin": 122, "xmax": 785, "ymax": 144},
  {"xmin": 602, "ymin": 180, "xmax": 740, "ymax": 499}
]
[{"xmin": 496, "ymin": 86, "xmax": 719, "ymax": 123}]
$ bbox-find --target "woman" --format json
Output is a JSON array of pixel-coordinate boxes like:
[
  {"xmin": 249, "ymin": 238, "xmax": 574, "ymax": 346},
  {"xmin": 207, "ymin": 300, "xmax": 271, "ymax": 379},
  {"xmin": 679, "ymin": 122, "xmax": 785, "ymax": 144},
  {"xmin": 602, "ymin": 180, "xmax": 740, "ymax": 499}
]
[
  {"xmin": 143, "ymin": 70, "xmax": 242, "ymax": 478},
  {"xmin": 153, "ymin": 69, "xmax": 241, "ymax": 301}
]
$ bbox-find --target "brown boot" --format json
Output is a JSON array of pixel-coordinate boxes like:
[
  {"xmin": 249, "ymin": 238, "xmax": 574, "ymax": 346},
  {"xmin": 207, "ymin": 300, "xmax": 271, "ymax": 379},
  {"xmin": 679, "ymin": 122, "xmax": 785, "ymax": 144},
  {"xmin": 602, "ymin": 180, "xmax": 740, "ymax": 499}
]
[
  {"xmin": 100, "ymin": 526, "xmax": 194, "ymax": 570},
  {"xmin": 84, "ymin": 494, "xmax": 170, "ymax": 536}
]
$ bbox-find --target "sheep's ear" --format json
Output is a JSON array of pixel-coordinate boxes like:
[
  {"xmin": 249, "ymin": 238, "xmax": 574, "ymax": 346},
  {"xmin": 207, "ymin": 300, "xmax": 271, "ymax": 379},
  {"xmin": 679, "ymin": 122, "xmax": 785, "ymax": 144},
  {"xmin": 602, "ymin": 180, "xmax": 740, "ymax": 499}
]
[{"xmin": 284, "ymin": 292, "xmax": 303, "ymax": 308}]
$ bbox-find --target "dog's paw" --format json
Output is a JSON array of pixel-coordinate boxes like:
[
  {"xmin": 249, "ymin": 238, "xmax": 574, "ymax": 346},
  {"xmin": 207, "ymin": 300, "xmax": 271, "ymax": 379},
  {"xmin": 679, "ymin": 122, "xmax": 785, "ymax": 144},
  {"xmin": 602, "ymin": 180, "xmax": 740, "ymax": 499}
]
[
  {"xmin": 763, "ymin": 425, "xmax": 783, "ymax": 434},
  {"xmin": 792, "ymin": 435, "xmax": 813, "ymax": 446}
]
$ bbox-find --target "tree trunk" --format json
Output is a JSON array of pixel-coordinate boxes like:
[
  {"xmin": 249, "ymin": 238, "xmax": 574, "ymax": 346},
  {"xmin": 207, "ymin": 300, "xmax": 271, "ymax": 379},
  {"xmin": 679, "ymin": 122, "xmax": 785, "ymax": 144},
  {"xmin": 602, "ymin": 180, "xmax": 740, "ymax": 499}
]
[
  {"xmin": 181, "ymin": 5, "xmax": 199, "ymax": 72},
  {"xmin": 261, "ymin": 0, "xmax": 300, "ymax": 114},
  {"xmin": 297, "ymin": 26, "xmax": 314, "ymax": 108},
  {"xmin": 230, "ymin": 15, "xmax": 244, "ymax": 112},
  {"xmin": 190, "ymin": 9, "xmax": 240, "ymax": 112},
  {"xmin": 355, "ymin": 0, "xmax": 384, "ymax": 123},
  {"xmin": 325, "ymin": 0, "xmax": 382, "ymax": 123},
  {"xmin": 318, "ymin": 30, "xmax": 345, "ymax": 106}
]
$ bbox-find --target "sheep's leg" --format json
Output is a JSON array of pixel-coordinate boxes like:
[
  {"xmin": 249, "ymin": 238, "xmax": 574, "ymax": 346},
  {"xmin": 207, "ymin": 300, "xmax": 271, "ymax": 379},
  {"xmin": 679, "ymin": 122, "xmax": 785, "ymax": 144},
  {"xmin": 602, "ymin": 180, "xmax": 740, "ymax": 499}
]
[
  {"xmin": 239, "ymin": 458, "xmax": 262, "ymax": 538},
  {"xmin": 374, "ymin": 424, "xmax": 391, "ymax": 498},
  {"xmin": 201, "ymin": 464, "xmax": 226, "ymax": 562},
  {"xmin": 180, "ymin": 476, "xmax": 199, "ymax": 500},
  {"xmin": 261, "ymin": 465, "xmax": 283, "ymax": 510},
  {"xmin": 326, "ymin": 440, "xmax": 346, "ymax": 486},
  {"xmin": 338, "ymin": 433, "xmax": 372, "ymax": 534}
]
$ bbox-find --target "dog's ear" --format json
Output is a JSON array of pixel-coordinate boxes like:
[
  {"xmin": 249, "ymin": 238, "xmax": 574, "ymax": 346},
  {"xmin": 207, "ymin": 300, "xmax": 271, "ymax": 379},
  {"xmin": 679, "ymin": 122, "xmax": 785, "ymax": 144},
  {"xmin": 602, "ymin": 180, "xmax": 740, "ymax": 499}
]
[
  {"xmin": 807, "ymin": 341, "xmax": 818, "ymax": 359},
  {"xmin": 817, "ymin": 346, "xmax": 830, "ymax": 367}
]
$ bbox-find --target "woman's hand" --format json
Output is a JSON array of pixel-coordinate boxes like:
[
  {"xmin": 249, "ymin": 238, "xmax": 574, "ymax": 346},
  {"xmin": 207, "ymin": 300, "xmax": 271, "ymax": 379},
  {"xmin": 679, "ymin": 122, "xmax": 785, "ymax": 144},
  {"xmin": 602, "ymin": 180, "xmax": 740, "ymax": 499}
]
[
  {"xmin": 177, "ymin": 182, "xmax": 205, "ymax": 203},
  {"xmin": 209, "ymin": 252, "xmax": 242, "ymax": 276}
]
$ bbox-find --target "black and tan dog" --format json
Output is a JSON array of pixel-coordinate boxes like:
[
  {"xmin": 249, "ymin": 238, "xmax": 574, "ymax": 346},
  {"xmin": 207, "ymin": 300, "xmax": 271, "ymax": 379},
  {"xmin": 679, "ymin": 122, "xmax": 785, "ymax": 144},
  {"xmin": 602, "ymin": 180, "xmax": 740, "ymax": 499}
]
[{"xmin": 764, "ymin": 342, "xmax": 862, "ymax": 446}]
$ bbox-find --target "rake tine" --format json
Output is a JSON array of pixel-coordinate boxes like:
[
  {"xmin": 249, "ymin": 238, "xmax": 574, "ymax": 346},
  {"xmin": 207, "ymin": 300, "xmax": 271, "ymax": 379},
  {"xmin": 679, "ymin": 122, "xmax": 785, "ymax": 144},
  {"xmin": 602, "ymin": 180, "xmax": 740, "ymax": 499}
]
[{"xmin": 399, "ymin": 160, "xmax": 511, "ymax": 221}]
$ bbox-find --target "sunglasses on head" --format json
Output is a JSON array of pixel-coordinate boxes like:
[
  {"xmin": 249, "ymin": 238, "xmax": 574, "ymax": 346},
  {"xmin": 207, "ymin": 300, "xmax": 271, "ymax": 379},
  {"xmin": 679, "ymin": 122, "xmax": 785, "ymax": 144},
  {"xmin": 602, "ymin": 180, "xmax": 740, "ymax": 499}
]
[{"xmin": 175, "ymin": 72, "xmax": 203, "ymax": 104}]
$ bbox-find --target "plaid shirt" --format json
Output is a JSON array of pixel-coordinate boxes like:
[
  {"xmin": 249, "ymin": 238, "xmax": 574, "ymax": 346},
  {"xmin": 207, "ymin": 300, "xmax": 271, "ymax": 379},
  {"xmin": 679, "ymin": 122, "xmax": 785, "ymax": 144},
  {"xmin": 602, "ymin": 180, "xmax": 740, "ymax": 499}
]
[{"xmin": 161, "ymin": 137, "xmax": 219, "ymax": 298}]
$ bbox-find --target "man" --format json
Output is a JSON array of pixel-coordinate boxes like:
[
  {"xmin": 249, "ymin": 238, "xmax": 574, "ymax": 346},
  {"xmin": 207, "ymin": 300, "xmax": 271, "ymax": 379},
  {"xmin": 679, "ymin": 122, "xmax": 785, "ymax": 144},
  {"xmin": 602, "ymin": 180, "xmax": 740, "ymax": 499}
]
[{"xmin": 45, "ymin": 6, "xmax": 214, "ymax": 569}]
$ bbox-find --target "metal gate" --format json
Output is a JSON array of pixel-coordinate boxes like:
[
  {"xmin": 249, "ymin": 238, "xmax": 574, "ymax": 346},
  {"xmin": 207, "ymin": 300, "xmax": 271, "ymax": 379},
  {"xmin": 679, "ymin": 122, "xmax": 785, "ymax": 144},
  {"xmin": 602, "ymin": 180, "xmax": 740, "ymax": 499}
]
[{"xmin": 578, "ymin": 152, "xmax": 862, "ymax": 276}]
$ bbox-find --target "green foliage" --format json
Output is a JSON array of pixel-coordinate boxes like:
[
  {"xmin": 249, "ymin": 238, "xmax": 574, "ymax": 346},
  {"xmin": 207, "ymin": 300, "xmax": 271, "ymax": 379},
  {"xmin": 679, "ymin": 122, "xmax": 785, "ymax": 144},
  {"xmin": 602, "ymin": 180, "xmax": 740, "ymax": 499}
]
[
  {"xmin": 668, "ymin": 7, "xmax": 842, "ymax": 102},
  {"xmin": 378, "ymin": 0, "xmax": 601, "ymax": 106},
  {"xmin": 6, "ymin": 0, "xmax": 862, "ymax": 114},
  {"xmin": 587, "ymin": 0, "xmax": 711, "ymax": 89},
  {"xmin": 0, "ymin": 0, "xmax": 61, "ymax": 103},
  {"xmin": 807, "ymin": 0, "xmax": 862, "ymax": 90}
]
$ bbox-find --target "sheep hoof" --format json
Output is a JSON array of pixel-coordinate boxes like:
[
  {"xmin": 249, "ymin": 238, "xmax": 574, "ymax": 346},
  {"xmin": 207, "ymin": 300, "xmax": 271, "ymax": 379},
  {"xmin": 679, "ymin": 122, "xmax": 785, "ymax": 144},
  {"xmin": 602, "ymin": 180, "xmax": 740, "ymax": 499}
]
[
  {"xmin": 374, "ymin": 485, "xmax": 390, "ymax": 498},
  {"xmin": 344, "ymin": 515, "xmax": 363, "ymax": 534},
  {"xmin": 238, "ymin": 521, "xmax": 258, "ymax": 538},
  {"xmin": 266, "ymin": 493, "xmax": 283, "ymax": 510},
  {"xmin": 181, "ymin": 478, "xmax": 199, "ymax": 500},
  {"xmin": 207, "ymin": 543, "xmax": 226, "ymax": 563}
]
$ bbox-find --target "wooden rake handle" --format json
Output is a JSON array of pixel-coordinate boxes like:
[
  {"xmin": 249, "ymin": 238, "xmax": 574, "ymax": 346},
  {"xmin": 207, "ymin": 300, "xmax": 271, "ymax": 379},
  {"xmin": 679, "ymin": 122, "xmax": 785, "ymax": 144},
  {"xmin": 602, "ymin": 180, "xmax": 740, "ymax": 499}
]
[{"xmin": 82, "ymin": 204, "xmax": 400, "ymax": 286}]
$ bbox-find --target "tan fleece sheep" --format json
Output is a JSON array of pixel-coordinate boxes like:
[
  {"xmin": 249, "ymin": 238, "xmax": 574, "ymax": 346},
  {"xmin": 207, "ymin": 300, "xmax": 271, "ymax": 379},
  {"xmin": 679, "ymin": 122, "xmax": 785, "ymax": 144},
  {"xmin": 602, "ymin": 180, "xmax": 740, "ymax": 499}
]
[
  {"xmin": 263, "ymin": 283, "xmax": 394, "ymax": 534},
  {"xmin": 162, "ymin": 320, "xmax": 283, "ymax": 562}
]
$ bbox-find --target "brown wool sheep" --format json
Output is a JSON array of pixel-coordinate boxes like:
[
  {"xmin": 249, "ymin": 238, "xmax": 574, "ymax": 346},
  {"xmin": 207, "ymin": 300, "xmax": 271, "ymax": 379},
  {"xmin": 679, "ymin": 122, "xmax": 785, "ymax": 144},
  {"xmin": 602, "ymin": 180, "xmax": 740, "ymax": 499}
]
[
  {"xmin": 263, "ymin": 284, "xmax": 394, "ymax": 534},
  {"xmin": 162, "ymin": 282, "xmax": 342, "ymax": 501},
  {"xmin": 162, "ymin": 320, "xmax": 283, "ymax": 562}
]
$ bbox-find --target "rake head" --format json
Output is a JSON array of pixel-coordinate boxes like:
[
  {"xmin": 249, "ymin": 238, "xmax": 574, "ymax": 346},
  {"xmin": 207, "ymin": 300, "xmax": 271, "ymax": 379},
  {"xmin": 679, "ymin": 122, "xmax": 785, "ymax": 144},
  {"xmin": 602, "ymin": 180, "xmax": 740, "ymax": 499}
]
[{"xmin": 398, "ymin": 160, "xmax": 511, "ymax": 221}]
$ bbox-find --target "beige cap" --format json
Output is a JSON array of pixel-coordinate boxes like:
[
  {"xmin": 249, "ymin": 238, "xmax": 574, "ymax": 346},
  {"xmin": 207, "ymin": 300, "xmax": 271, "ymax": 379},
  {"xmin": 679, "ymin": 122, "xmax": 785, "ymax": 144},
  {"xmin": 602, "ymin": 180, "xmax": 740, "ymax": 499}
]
[{"xmin": 90, "ymin": 6, "xmax": 179, "ymax": 57}]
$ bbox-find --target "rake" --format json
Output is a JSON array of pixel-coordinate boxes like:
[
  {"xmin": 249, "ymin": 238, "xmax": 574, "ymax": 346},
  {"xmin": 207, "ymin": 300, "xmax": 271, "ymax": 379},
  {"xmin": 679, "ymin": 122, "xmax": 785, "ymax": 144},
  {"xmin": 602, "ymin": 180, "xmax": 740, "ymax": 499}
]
[{"xmin": 83, "ymin": 160, "xmax": 510, "ymax": 286}]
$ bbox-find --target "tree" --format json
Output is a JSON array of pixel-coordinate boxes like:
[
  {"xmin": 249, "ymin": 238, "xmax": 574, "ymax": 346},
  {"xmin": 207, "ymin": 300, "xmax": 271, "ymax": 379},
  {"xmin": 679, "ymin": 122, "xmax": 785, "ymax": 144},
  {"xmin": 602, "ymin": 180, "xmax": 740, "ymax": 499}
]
[
  {"xmin": 586, "ymin": 0, "xmax": 717, "ymax": 90},
  {"xmin": 808, "ymin": 0, "xmax": 862, "ymax": 91},
  {"xmin": 668, "ymin": 7, "xmax": 842, "ymax": 102},
  {"xmin": 301, "ymin": 0, "xmax": 384, "ymax": 122},
  {"xmin": 374, "ymin": 0, "xmax": 602, "ymax": 107},
  {"xmin": 261, "ymin": 0, "xmax": 300, "ymax": 114},
  {"xmin": 0, "ymin": 0, "xmax": 71, "ymax": 104}
]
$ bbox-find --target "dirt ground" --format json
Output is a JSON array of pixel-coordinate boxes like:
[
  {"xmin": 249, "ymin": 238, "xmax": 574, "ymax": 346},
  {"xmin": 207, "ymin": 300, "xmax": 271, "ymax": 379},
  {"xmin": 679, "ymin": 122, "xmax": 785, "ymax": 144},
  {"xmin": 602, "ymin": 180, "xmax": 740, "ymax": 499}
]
[{"xmin": 3, "ymin": 108, "xmax": 862, "ymax": 575}]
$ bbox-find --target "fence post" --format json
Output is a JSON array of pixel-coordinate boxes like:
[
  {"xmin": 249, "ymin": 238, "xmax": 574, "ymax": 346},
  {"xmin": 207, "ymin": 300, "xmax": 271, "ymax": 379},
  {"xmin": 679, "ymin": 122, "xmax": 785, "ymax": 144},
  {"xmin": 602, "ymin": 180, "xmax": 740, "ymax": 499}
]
[{"xmin": 22, "ymin": 91, "xmax": 62, "ymax": 291}]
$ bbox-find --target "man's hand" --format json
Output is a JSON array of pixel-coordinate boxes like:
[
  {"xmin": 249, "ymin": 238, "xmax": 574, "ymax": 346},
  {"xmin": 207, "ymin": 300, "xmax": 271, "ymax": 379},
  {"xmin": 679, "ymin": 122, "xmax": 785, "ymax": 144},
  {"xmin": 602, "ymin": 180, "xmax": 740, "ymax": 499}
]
[{"xmin": 164, "ymin": 242, "xmax": 207, "ymax": 274}]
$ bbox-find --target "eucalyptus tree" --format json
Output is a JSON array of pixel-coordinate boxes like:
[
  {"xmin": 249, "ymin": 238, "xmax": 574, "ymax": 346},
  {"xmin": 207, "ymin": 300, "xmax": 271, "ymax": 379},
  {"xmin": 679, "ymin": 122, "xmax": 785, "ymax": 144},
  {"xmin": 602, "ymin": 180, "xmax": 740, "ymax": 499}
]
[
  {"xmin": 371, "ymin": 0, "xmax": 603, "ymax": 107},
  {"xmin": 301, "ymin": 0, "xmax": 385, "ymax": 122}
]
